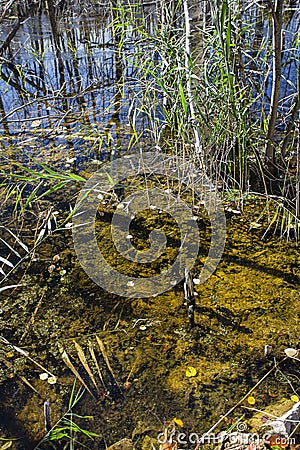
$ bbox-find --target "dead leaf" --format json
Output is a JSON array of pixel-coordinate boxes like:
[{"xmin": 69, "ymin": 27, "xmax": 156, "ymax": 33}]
[{"xmin": 58, "ymin": 343, "xmax": 96, "ymax": 399}]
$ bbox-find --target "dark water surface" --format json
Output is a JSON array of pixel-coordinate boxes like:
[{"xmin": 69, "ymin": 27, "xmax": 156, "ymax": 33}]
[{"xmin": 0, "ymin": 5, "xmax": 156, "ymax": 169}]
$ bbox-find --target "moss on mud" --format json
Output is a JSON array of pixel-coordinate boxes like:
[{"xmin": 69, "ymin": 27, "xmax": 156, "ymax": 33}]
[{"xmin": 0, "ymin": 204, "xmax": 299, "ymax": 449}]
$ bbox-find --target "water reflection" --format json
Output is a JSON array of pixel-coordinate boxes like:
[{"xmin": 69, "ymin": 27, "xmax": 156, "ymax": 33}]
[
  {"xmin": 0, "ymin": 4, "xmax": 154, "ymax": 167},
  {"xmin": 242, "ymin": 1, "xmax": 299, "ymax": 121},
  {"xmin": 0, "ymin": 1, "xmax": 299, "ymax": 167}
]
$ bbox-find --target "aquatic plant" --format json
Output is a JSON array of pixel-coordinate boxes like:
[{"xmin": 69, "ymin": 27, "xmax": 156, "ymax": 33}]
[
  {"xmin": 115, "ymin": 0, "xmax": 300, "ymax": 236},
  {"xmin": 34, "ymin": 381, "xmax": 99, "ymax": 450},
  {"xmin": 0, "ymin": 3, "xmax": 299, "ymax": 442}
]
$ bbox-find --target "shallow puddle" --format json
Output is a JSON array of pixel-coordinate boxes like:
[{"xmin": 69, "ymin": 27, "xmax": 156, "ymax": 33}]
[{"xmin": 0, "ymin": 201, "xmax": 299, "ymax": 449}]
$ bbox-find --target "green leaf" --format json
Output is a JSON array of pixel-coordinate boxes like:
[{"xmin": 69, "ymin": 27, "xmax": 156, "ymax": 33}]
[
  {"xmin": 179, "ymin": 82, "xmax": 187, "ymax": 115},
  {"xmin": 104, "ymin": 170, "xmax": 115, "ymax": 186},
  {"xmin": 220, "ymin": 0, "xmax": 227, "ymax": 35},
  {"xmin": 35, "ymin": 181, "xmax": 70, "ymax": 202}
]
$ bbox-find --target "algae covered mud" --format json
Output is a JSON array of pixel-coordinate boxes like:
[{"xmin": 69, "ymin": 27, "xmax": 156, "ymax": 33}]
[
  {"xmin": 0, "ymin": 0, "xmax": 300, "ymax": 448},
  {"xmin": 0, "ymin": 197, "xmax": 300, "ymax": 449}
]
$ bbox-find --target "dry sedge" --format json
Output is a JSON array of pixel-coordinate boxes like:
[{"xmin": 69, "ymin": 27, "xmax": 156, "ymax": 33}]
[
  {"xmin": 0, "ymin": 441, "xmax": 13, "ymax": 449},
  {"xmin": 96, "ymin": 336, "xmax": 122, "ymax": 394},
  {"xmin": 58, "ymin": 343, "xmax": 96, "ymax": 399},
  {"xmin": 88, "ymin": 341, "xmax": 106, "ymax": 388},
  {"xmin": 2, "ymin": 336, "xmax": 56, "ymax": 378},
  {"xmin": 19, "ymin": 374, "xmax": 42, "ymax": 397},
  {"xmin": 73, "ymin": 340, "xmax": 99, "ymax": 392}
]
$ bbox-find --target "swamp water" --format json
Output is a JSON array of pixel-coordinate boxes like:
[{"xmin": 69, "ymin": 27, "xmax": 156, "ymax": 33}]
[
  {"xmin": 0, "ymin": 201, "xmax": 300, "ymax": 449},
  {"xmin": 0, "ymin": 3, "xmax": 300, "ymax": 450}
]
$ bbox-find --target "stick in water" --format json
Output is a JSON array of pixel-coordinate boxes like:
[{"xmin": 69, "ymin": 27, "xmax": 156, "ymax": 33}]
[
  {"xmin": 43, "ymin": 401, "xmax": 51, "ymax": 432},
  {"xmin": 184, "ymin": 268, "xmax": 195, "ymax": 327}
]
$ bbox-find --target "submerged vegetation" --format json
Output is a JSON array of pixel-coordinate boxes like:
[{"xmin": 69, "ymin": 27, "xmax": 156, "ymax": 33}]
[{"xmin": 0, "ymin": 0, "xmax": 299, "ymax": 449}]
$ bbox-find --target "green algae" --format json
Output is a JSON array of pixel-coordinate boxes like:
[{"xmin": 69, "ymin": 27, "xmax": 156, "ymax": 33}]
[{"xmin": 0, "ymin": 204, "xmax": 299, "ymax": 449}]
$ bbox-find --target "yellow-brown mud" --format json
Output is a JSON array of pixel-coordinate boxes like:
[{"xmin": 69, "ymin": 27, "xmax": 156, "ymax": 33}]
[{"xmin": 0, "ymin": 203, "xmax": 299, "ymax": 449}]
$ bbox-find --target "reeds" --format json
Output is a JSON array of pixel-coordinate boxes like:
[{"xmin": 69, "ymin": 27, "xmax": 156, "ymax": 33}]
[
  {"xmin": 0, "ymin": 0, "xmax": 299, "ymax": 254},
  {"xmin": 124, "ymin": 0, "xmax": 300, "ymax": 237},
  {"xmin": 59, "ymin": 336, "xmax": 123, "ymax": 401}
]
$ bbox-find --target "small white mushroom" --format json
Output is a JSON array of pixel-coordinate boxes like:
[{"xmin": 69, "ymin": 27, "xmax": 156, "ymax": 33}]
[
  {"xmin": 284, "ymin": 348, "xmax": 298, "ymax": 358},
  {"xmin": 39, "ymin": 373, "xmax": 49, "ymax": 381}
]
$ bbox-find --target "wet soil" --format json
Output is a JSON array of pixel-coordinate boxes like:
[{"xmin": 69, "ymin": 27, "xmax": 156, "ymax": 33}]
[{"xmin": 0, "ymin": 201, "xmax": 299, "ymax": 449}]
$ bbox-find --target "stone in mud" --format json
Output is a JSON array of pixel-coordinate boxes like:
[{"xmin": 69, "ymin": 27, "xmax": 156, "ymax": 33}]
[
  {"xmin": 260, "ymin": 401, "xmax": 300, "ymax": 437},
  {"xmin": 106, "ymin": 438, "xmax": 135, "ymax": 450}
]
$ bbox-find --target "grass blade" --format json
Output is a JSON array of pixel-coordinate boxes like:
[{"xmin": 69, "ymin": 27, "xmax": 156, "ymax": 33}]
[{"xmin": 0, "ymin": 256, "xmax": 14, "ymax": 268}]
